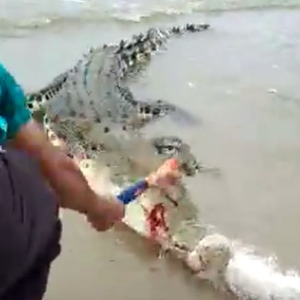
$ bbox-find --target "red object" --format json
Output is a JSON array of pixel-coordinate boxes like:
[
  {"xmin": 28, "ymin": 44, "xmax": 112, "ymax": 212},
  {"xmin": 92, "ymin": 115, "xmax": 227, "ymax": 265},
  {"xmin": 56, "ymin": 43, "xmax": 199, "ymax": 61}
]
[
  {"xmin": 168, "ymin": 158, "xmax": 179, "ymax": 170},
  {"xmin": 146, "ymin": 203, "xmax": 169, "ymax": 240}
]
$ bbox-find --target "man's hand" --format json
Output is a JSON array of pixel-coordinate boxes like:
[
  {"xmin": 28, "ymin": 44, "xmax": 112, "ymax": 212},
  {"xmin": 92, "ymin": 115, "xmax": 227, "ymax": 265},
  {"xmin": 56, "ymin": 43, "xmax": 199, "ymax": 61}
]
[
  {"xmin": 12, "ymin": 119, "xmax": 125, "ymax": 230},
  {"xmin": 146, "ymin": 158, "xmax": 181, "ymax": 189},
  {"xmin": 85, "ymin": 195, "xmax": 125, "ymax": 231}
]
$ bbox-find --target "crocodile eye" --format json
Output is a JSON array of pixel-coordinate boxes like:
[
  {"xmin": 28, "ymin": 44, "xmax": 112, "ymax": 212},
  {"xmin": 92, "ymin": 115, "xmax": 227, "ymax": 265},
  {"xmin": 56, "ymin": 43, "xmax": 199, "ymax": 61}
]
[
  {"xmin": 160, "ymin": 145, "xmax": 176, "ymax": 155},
  {"xmin": 152, "ymin": 108, "xmax": 160, "ymax": 115},
  {"xmin": 144, "ymin": 105, "xmax": 150, "ymax": 114}
]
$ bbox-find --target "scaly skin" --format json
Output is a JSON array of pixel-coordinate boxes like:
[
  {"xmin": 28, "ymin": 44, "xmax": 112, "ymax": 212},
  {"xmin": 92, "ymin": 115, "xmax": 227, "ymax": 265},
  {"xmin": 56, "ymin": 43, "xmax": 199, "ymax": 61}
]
[
  {"xmin": 25, "ymin": 23, "xmax": 209, "ymax": 129},
  {"xmin": 24, "ymin": 23, "xmax": 221, "ymax": 246}
]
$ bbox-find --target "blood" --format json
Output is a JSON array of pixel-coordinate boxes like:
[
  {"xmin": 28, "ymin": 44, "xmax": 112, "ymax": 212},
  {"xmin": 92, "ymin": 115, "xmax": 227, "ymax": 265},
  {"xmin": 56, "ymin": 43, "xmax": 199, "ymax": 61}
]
[{"xmin": 146, "ymin": 203, "xmax": 170, "ymax": 241}]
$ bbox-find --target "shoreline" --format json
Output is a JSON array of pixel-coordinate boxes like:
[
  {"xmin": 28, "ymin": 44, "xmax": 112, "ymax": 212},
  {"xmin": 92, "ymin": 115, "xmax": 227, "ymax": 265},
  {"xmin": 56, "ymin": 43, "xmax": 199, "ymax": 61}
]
[{"xmin": 0, "ymin": 6, "xmax": 300, "ymax": 38}]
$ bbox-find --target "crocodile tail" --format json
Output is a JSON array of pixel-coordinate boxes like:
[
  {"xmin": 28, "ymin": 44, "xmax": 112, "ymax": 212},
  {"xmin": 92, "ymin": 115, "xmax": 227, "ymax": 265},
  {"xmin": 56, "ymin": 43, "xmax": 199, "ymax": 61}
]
[
  {"xmin": 145, "ymin": 23, "xmax": 209, "ymax": 42},
  {"xmin": 169, "ymin": 23, "xmax": 210, "ymax": 35},
  {"xmin": 115, "ymin": 23, "xmax": 210, "ymax": 55},
  {"xmin": 113, "ymin": 23, "xmax": 209, "ymax": 79}
]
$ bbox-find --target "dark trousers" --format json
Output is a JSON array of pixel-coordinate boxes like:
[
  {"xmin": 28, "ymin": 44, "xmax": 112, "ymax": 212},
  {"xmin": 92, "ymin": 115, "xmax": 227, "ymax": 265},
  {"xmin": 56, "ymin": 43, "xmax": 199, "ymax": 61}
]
[{"xmin": 0, "ymin": 147, "xmax": 62, "ymax": 300}]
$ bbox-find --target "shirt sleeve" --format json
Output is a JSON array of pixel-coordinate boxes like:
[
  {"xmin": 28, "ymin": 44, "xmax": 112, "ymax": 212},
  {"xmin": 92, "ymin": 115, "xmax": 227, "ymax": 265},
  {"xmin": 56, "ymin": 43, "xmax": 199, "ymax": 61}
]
[{"xmin": 0, "ymin": 64, "xmax": 32, "ymax": 141}]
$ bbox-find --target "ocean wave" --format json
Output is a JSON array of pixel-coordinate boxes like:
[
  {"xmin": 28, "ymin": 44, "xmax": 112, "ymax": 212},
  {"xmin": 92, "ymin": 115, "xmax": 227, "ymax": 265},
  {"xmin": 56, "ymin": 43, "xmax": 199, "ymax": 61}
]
[{"xmin": 0, "ymin": 0, "xmax": 299, "ymax": 33}]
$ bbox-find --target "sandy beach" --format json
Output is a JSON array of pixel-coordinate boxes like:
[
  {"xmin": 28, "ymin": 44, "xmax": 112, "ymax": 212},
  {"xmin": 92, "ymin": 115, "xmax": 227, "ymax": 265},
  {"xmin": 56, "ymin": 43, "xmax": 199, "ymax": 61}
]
[
  {"xmin": 44, "ymin": 211, "xmax": 222, "ymax": 300},
  {"xmin": 1, "ymin": 6, "xmax": 300, "ymax": 299}
]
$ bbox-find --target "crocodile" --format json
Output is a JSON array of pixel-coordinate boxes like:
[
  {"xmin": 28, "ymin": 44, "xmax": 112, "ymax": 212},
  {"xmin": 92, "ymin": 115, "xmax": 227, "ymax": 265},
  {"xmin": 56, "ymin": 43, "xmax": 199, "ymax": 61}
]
[
  {"xmin": 24, "ymin": 22, "xmax": 214, "ymax": 173},
  {"xmin": 24, "ymin": 23, "xmax": 219, "ymax": 246}
]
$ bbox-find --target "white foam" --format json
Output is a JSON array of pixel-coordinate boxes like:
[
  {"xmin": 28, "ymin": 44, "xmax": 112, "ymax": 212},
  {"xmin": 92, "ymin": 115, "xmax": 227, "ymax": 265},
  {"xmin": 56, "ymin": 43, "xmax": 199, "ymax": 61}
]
[{"xmin": 226, "ymin": 245, "xmax": 300, "ymax": 299}]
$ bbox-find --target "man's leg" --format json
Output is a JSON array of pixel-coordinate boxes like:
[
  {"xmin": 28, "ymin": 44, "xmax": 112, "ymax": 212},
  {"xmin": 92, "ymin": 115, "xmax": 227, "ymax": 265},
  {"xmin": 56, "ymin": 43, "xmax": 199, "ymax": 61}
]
[
  {"xmin": 2, "ymin": 220, "xmax": 62, "ymax": 300},
  {"xmin": 0, "ymin": 148, "xmax": 62, "ymax": 300}
]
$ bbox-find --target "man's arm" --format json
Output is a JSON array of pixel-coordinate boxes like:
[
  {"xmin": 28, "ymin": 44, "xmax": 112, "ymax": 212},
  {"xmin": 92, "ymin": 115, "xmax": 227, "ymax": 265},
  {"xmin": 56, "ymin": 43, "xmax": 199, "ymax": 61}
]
[
  {"xmin": 12, "ymin": 119, "xmax": 124, "ymax": 230},
  {"xmin": 12, "ymin": 119, "xmax": 91, "ymax": 212}
]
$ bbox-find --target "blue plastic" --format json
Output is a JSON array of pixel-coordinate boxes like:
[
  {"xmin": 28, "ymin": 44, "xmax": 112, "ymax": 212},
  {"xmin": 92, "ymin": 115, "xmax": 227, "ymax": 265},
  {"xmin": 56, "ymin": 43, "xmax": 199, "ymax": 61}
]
[{"xmin": 117, "ymin": 179, "xmax": 149, "ymax": 205}]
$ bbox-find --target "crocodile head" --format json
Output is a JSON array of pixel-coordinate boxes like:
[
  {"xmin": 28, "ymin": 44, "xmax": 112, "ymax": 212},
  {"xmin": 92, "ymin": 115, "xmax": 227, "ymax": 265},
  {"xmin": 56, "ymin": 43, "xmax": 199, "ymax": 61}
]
[{"xmin": 150, "ymin": 136, "xmax": 200, "ymax": 177}]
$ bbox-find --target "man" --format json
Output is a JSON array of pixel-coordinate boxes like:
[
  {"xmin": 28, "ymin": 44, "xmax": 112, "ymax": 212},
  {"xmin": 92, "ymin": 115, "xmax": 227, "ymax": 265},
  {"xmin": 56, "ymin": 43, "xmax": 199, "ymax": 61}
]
[{"xmin": 0, "ymin": 62, "xmax": 125, "ymax": 299}]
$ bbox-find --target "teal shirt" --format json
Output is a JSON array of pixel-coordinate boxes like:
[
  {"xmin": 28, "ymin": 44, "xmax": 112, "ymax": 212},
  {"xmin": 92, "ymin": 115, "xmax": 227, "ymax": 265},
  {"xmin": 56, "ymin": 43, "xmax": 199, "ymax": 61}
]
[{"xmin": 0, "ymin": 63, "xmax": 31, "ymax": 143}]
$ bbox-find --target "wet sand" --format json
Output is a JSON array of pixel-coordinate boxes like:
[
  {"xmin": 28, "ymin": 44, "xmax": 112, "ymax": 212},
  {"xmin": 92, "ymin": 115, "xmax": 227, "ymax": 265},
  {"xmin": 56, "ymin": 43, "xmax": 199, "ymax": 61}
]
[{"xmin": 44, "ymin": 212, "xmax": 222, "ymax": 300}]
